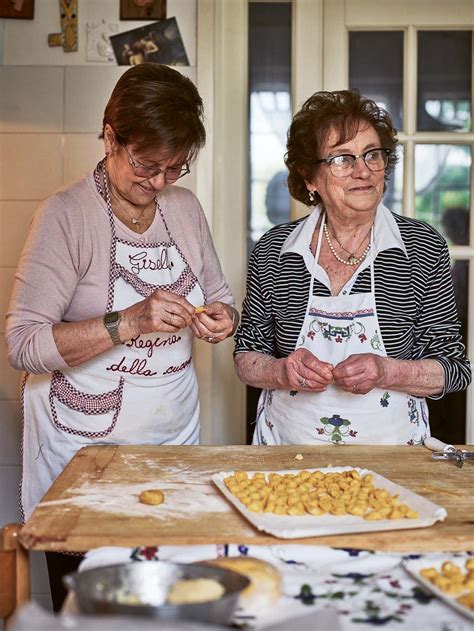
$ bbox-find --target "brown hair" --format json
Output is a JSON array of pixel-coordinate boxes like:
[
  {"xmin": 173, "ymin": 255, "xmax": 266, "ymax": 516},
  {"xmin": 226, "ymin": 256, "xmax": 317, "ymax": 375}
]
[
  {"xmin": 285, "ymin": 89, "xmax": 399, "ymax": 206},
  {"xmin": 101, "ymin": 63, "xmax": 205, "ymax": 162}
]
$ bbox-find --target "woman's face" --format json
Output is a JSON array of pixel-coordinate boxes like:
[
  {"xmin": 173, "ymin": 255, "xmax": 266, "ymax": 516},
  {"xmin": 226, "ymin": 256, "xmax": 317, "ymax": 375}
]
[
  {"xmin": 308, "ymin": 123, "xmax": 386, "ymax": 218},
  {"xmin": 104, "ymin": 125, "xmax": 187, "ymax": 207}
]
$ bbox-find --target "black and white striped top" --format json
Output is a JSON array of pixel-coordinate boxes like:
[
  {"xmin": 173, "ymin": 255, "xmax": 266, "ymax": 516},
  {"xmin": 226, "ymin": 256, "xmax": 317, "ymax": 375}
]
[{"xmin": 234, "ymin": 207, "xmax": 471, "ymax": 398}]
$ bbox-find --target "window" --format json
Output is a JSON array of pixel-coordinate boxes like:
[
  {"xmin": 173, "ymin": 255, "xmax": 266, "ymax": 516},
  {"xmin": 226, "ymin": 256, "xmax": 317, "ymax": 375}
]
[
  {"xmin": 248, "ymin": 2, "xmax": 291, "ymax": 257},
  {"xmin": 349, "ymin": 28, "xmax": 473, "ymax": 443}
]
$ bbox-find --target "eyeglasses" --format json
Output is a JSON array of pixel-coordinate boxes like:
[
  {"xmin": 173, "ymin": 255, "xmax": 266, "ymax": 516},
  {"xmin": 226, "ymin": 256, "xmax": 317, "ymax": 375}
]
[
  {"xmin": 316, "ymin": 148, "xmax": 391, "ymax": 178},
  {"xmin": 122, "ymin": 144, "xmax": 190, "ymax": 182}
]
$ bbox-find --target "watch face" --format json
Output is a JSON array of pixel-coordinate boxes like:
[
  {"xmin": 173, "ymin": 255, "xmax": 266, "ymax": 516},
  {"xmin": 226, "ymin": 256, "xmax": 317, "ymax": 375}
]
[{"xmin": 105, "ymin": 312, "xmax": 119, "ymax": 326}]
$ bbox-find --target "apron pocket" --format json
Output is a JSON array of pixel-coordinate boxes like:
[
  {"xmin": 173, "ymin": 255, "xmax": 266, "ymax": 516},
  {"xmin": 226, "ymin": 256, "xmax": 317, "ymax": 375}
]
[{"xmin": 49, "ymin": 370, "xmax": 124, "ymax": 438}]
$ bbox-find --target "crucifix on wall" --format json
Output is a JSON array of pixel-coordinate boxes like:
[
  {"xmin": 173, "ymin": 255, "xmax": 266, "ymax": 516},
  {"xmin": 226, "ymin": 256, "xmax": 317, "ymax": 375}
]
[{"xmin": 48, "ymin": 0, "xmax": 78, "ymax": 52}]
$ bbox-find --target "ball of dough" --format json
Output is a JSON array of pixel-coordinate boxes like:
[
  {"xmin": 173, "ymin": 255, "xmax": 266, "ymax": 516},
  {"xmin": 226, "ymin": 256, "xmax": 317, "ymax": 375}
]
[
  {"xmin": 200, "ymin": 556, "xmax": 281, "ymax": 610},
  {"xmin": 166, "ymin": 578, "xmax": 225, "ymax": 604},
  {"xmin": 139, "ymin": 489, "xmax": 165, "ymax": 505}
]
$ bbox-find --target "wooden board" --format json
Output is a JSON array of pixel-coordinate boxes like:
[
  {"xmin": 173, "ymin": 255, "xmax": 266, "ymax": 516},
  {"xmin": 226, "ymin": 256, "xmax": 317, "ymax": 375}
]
[{"xmin": 20, "ymin": 445, "xmax": 474, "ymax": 553}]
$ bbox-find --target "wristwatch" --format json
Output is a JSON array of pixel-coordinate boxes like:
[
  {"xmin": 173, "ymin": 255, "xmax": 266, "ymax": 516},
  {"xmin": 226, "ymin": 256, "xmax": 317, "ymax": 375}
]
[{"xmin": 104, "ymin": 311, "xmax": 122, "ymax": 345}]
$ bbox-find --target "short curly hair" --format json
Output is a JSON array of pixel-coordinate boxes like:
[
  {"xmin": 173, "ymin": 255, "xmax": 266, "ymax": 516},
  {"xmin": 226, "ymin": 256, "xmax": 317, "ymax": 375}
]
[{"xmin": 285, "ymin": 89, "xmax": 399, "ymax": 206}]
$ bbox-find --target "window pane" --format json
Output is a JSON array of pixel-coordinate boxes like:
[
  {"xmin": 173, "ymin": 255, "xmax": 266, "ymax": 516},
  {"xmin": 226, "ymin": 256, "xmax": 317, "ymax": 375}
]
[
  {"xmin": 414, "ymin": 144, "xmax": 471, "ymax": 238},
  {"xmin": 417, "ymin": 31, "xmax": 472, "ymax": 132},
  {"xmin": 349, "ymin": 31, "xmax": 403, "ymax": 131},
  {"xmin": 248, "ymin": 2, "xmax": 291, "ymax": 258}
]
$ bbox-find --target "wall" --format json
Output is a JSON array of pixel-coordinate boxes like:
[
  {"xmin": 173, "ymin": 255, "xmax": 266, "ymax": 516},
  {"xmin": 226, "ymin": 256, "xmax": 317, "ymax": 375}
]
[{"xmin": 0, "ymin": 0, "xmax": 197, "ymax": 613}]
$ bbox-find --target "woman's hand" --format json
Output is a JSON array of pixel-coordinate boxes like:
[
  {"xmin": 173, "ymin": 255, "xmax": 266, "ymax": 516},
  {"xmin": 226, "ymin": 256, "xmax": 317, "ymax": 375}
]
[
  {"xmin": 123, "ymin": 289, "xmax": 196, "ymax": 336},
  {"xmin": 283, "ymin": 348, "xmax": 334, "ymax": 392},
  {"xmin": 191, "ymin": 302, "xmax": 237, "ymax": 343},
  {"xmin": 332, "ymin": 353, "xmax": 388, "ymax": 394}
]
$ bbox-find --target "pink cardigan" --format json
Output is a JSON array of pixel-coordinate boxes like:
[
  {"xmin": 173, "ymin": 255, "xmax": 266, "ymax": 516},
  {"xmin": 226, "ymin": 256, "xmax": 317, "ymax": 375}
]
[{"xmin": 6, "ymin": 173, "xmax": 234, "ymax": 374}]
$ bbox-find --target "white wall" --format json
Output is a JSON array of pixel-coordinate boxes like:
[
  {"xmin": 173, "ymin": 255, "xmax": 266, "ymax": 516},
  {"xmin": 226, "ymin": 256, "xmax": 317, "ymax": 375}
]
[{"xmin": 0, "ymin": 0, "xmax": 197, "ymax": 614}]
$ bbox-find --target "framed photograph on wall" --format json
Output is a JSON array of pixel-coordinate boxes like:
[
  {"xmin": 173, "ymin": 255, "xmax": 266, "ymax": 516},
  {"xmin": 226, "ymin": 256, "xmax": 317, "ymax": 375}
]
[
  {"xmin": 0, "ymin": 0, "xmax": 34, "ymax": 19},
  {"xmin": 110, "ymin": 17, "xmax": 188, "ymax": 66},
  {"xmin": 120, "ymin": 0, "xmax": 166, "ymax": 21}
]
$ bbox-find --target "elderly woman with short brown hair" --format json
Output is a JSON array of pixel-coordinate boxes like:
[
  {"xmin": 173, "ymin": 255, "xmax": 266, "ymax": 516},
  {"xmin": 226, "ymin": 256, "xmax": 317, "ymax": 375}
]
[
  {"xmin": 234, "ymin": 89, "xmax": 470, "ymax": 446},
  {"xmin": 7, "ymin": 63, "xmax": 238, "ymax": 608}
]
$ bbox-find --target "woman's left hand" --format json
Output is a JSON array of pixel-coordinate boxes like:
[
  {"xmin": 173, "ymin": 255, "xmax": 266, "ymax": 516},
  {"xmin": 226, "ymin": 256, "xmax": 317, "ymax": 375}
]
[
  {"xmin": 332, "ymin": 353, "xmax": 388, "ymax": 394},
  {"xmin": 190, "ymin": 302, "xmax": 237, "ymax": 343}
]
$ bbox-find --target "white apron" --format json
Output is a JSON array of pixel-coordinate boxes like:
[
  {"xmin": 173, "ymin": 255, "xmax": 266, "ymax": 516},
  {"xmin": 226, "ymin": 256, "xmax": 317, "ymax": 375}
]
[
  {"xmin": 21, "ymin": 161, "xmax": 205, "ymax": 520},
  {"xmin": 253, "ymin": 213, "xmax": 429, "ymax": 446}
]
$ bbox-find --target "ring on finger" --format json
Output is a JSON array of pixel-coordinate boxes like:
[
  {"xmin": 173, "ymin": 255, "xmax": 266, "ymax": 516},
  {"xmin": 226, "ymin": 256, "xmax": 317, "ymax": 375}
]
[
  {"xmin": 352, "ymin": 383, "xmax": 358, "ymax": 393},
  {"xmin": 300, "ymin": 378, "xmax": 307, "ymax": 389},
  {"xmin": 206, "ymin": 336, "xmax": 215, "ymax": 342}
]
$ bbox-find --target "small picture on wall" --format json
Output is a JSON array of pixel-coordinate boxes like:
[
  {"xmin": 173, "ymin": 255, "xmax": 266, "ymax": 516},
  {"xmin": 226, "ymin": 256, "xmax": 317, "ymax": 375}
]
[
  {"xmin": 120, "ymin": 0, "xmax": 166, "ymax": 21},
  {"xmin": 0, "ymin": 0, "xmax": 34, "ymax": 19},
  {"xmin": 110, "ymin": 18, "xmax": 188, "ymax": 66}
]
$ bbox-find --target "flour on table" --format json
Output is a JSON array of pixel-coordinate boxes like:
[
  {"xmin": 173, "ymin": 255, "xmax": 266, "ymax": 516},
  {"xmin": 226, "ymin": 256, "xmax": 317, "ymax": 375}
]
[{"xmin": 39, "ymin": 468, "xmax": 229, "ymax": 519}]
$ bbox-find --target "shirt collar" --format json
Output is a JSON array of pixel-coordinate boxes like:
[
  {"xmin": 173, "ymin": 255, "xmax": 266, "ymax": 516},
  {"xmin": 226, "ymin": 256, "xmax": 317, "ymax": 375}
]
[{"xmin": 280, "ymin": 202, "xmax": 408, "ymax": 261}]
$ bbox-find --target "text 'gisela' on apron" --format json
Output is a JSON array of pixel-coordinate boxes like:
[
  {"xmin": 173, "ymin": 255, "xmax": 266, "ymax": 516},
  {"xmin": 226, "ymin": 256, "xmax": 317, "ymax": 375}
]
[{"xmin": 253, "ymin": 212, "xmax": 429, "ymax": 446}]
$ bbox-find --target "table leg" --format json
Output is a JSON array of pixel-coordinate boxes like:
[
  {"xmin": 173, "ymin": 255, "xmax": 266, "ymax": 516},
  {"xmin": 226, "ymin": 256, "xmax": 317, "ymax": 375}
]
[{"xmin": 1, "ymin": 524, "xmax": 30, "ymax": 629}]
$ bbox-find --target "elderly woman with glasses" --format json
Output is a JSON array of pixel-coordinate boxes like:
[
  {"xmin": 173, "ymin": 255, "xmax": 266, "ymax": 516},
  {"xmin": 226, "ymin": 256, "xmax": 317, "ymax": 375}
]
[
  {"xmin": 6, "ymin": 64, "xmax": 238, "ymax": 608},
  {"xmin": 234, "ymin": 89, "xmax": 470, "ymax": 446}
]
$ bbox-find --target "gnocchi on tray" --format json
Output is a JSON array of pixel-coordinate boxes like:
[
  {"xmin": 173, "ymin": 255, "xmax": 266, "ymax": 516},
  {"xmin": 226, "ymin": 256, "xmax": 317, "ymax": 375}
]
[
  {"xmin": 404, "ymin": 557, "xmax": 474, "ymax": 621},
  {"xmin": 421, "ymin": 560, "xmax": 474, "ymax": 608},
  {"xmin": 212, "ymin": 466, "xmax": 447, "ymax": 539},
  {"xmin": 223, "ymin": 469, "xmax": 419, "ymax": 520}
]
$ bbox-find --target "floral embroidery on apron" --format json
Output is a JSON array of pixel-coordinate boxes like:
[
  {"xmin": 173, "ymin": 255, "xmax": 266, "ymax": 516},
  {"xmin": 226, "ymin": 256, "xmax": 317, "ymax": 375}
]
[
  {"xmin": 253, "ymin": 212, "xmax": 430, "ymax": 447},
  {"xmin": 304, "ymin": 308, "xmax": 372, "ymax": 345},
  {"xmin": 317, "ymin": 413, "xmax": 358, "ymax": 443}
]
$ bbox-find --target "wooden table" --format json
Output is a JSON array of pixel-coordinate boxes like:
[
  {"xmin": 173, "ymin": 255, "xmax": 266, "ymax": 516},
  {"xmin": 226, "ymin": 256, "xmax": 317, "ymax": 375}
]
[{"xmin": 19, "ymin": 445, "xmax": 474, "ymax": 553}]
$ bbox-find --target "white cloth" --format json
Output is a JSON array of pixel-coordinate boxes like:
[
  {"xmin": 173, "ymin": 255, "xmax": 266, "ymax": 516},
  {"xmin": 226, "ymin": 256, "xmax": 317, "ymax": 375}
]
[
  {"xmin": 78, "ymin": 544, "xmax": 473, "ymax": 631},
  {"xmin": 253, "ymin": 212, "xmax": 429, "ymax": 446},
  {"xmin": 21, "ymin": 176, "xmax": 204, "ymax": 520}
]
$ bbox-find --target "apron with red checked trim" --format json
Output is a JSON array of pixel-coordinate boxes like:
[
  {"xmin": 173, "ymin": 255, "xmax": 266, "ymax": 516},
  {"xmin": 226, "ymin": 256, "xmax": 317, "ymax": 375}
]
[
  {"xmin": 20, "ymin": 160, "xmax": 205, "ymax": 519},
  {"xmin": 253, "ymin": 213, "xmax": 430, "ymax": 446}
]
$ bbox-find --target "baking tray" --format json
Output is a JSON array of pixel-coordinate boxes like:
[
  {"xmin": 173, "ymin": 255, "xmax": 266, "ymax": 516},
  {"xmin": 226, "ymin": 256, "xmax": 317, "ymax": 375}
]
[
  {"xmin": 212, "ymin": 466, "xmax": 447, "ymax": 539},
  {"xmin": 403, "ymin": 557, "xmax": 474, "ymax": 621}
]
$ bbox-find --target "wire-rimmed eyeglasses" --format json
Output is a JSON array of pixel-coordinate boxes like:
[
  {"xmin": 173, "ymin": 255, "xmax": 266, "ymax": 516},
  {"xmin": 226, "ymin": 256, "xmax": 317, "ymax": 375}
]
[
  {"xmin": 122, "ymin": 143, "xmax": 190, "ymax": 182},
  {"xmin": 315, "ymin": 148, "xmax": 391, "ymax": 178}
]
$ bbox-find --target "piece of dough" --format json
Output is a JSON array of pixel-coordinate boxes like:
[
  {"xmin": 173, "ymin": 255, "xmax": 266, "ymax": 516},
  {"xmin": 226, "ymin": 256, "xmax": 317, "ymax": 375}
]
[
  {"xmin": 166, "ymin": 578, "xmax": 225, "ymax": 604},
  {"xmin": 200, "ymin": 557, "xmax": 281, "ymax": 610},
  {"xmin": 138, "ymin": 489, "xmax": 165, "ymax": 505}
]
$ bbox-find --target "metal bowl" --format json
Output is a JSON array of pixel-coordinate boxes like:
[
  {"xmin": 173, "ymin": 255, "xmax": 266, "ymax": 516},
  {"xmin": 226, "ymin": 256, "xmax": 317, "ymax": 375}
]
[{"xmin": 63, "ymin": 561, "xmax": 250, "ymax": 626}]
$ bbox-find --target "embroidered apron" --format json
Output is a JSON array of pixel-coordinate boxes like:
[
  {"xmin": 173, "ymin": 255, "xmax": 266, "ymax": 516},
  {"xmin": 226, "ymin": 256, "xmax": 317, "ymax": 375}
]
[
  {"xmin": 21, "ymin": 162, "xmax": 205, "ymax": 519},
  {"xmin": 253, "ymin": 213, "xmax": 429, "ymax": 447}
]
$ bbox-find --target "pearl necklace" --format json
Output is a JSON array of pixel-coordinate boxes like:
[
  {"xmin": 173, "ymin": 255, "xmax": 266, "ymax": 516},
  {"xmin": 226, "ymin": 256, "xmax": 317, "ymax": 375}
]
[{"xmin": 323, "ymin": 223, "xmax": 371, "ymax": 266}]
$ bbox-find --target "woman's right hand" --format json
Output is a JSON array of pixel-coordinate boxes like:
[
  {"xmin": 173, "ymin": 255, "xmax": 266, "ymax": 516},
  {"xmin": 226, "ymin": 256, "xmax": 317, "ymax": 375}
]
[
  {"xmin": 283, "ymin": 348, "xmax": 334, "ymax": 392},
  {"xmin": 123, "ymin": 289, "xmax": 196, "ymax": 337}
]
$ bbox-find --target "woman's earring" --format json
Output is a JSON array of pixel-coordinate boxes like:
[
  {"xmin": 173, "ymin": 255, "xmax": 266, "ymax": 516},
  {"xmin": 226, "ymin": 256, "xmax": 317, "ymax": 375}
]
[{"xmin": 308, "ymin": 190, "xmax": 315, "ymax": 203}]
